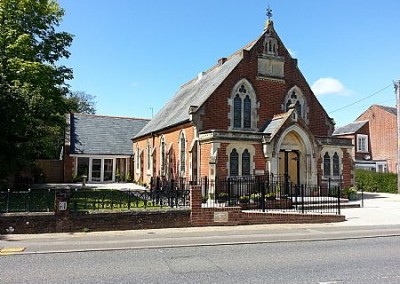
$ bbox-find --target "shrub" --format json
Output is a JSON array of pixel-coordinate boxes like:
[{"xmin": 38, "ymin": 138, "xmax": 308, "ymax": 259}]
[{"xmin": 355, "ymin": 169, "xmax": 397, "ymax": 193}]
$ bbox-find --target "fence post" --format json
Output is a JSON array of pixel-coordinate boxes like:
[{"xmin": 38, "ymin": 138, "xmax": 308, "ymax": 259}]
[
  {"xmin": 261, "ymin": 176, "xmax": 266, "ymax": 212},
  {"xmin": 301, "ymin": 185, "xmax": 305, "ymax": 214},
  {"xmin": 227, "ymin": 177, "xmax": 231, "ymax": 206},
  {"xmin": 337, "ymin": 186, "xmax": 341, "ymax": 215},
  {"xmin": 128, "ymin": 189, "xmax": 131, "ymax": 210}
]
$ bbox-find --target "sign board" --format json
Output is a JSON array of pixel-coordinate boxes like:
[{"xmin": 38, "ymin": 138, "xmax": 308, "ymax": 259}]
[
  {"xmin": 214, "ymin": 211, "xmax": 229, "ymax": 223},
  {"xmin": 59, "ymin": 201, "xmax": 68, "ymax": 211}
]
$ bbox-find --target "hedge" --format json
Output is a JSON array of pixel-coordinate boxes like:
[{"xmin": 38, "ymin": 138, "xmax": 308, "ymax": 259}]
[{"xmin": 355, "ymin": 169, "xmax": 397, "ymax": 193}]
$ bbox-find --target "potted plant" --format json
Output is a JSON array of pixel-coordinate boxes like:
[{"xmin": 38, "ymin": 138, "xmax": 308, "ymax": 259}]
[
  {"xmin": 343, "ymin": 186, "xmax": 358, "ymax": 200},
  {"xmin": 239, "ymin": 195, "xmax": 250, "ymax": 209}
]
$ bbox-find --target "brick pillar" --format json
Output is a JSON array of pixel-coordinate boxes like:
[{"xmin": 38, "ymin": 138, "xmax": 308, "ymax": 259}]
[
  {"xmin": 190, "ymin": 185, "xmax": 202, "ymax": 225},
  {"xmin": 54, "ymin": 188, "xmax": 72, "ymax": 232},
  {"xmin": 341, "ymin": 148, "xmax": 353, "ymax": 188}
]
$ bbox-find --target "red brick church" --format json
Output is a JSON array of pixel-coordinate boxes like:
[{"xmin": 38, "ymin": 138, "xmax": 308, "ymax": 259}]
[{"xmin": 132, "ymin": 11, "xmax": 353, "ymax": 191}]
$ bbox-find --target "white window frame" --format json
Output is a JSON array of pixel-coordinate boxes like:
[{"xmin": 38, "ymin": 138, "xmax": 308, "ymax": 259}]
[
  {"xmin": 356, "ymin": 134, "xmax": 368, "ymax": 153},
  {"xmin": 376, "ymin": 162, "xmax": 388, "ymax": 173}
]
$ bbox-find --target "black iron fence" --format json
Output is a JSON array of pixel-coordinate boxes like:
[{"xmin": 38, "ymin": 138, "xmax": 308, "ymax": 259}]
[
  {"xmin": 0, "ymin": 189, "xmax": 55, "ymax": 213},
  {"xmin": 70, "ymin": 187, "xmax": 190, "ymax": 212},
  {"xmin": 1, "ymin": 175, "xmax": 346, "ymax": 214},
  {"xmin": 199, "ymin": 175, "xmax": 343, "ymax": 214}
]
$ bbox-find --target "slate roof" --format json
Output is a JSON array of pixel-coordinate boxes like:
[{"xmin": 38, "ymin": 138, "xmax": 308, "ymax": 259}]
[
  {"xmin": 376, "ymin": 105, "xmax": 396, "ymax": 116},
  {"xmin": 332, "ymin": 120, "xmax": 368, "ymax": 136},
  {"xmin": 263, "ymin": 110, "xmax": 294, "ymax": 141},
  {"xmin": 70, "ymin": 113, "xmax": 149, "ymax": 155},
  {"xmin": 133, "ymin": 50, "xmax": 244, "ymax": 139}
]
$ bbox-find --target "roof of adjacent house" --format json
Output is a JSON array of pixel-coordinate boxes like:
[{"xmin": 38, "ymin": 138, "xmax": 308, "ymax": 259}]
[
  {"xmin": 332, "ymin": 120, "xmax": 368, "ymax": 136},
  {"xmin": 70, "ymin": 113, "xmax": 149, "ymax": 156},
  {"xmin": 133, "ymin": 52, "xmax": 243, "ymax": 139},
  {"xmin": 376, "ymin": 105, "xmax": 396, "ymax": 116}
]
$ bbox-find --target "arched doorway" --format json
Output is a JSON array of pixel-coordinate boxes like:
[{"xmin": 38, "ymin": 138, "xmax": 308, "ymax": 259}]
[{"xmin": 273, "ymin": 125, "xmax": 316, "ymax": 188}]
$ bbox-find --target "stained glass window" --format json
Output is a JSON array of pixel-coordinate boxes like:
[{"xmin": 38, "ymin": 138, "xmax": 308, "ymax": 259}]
[
  {"xmin": 242, "ymin": 149, "xmax": 250, "ymax": 176},
  {"xmin": 243, "ymin": 95, "xmax": 251, "ymax": 128},
  {"xmin": 230, "ymin": 149, "xmax": 239, "ymax": 176},
  {"xmin": 333, "ymin": 152, "xmax": 340, "ymax": 176},
  {"xmin": 323, "ymin": 152, "xmax": 331, "ymax": 176},
  {"xmin": 234, "ymin": 95, "xmax": 242, "ymax": 128}
]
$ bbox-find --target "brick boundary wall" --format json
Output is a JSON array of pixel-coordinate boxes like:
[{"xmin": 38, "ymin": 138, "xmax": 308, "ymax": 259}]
[
  {"xmin": 0, "ymin": 210, "xmax": 191, "ymax": 234},
  {"xmin": 190, "ymin": 186, "xmax": 345, "ymax": 227},
  {"xmin": 1, "ymin": 185, "xmax": 344, "ymax": 234}
]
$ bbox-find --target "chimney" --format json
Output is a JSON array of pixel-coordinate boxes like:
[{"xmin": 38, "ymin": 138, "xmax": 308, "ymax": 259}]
[{"xmin": 218, "ymin": 57, "xmax": 227, "ymax": 66}]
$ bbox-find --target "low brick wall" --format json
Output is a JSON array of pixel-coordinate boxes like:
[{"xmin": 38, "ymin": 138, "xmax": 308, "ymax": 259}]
[
  {"xmin": 1, "ymin": 186, "xmax": 345, "ymax": 234},
  {"xmin": 0, "ymin": 210, "xmax": 191, "ymax": 234},
  {"xmin": 190, "ymin": 186, "xmax": 345, "ymax": 227}
]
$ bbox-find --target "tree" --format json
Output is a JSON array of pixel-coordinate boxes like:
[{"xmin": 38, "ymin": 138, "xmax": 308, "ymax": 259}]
[
  {"xmin": 0, "ymin": 0, "xmax": 73, "ymax": 182},
  {"xmin": 67, "ymin": 91, "xmax": 97, "ymax": 114}
]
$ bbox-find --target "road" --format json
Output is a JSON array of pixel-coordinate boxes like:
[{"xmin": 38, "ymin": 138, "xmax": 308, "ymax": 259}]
[{"xmin": 1, "ymin": 235, "xmax": 400, "ymax": 284}]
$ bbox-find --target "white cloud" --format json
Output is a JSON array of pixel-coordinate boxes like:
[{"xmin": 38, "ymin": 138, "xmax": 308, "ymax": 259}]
[{"xmin": 311, "ymin": 77, "xmax": 350, "ymax": 96}]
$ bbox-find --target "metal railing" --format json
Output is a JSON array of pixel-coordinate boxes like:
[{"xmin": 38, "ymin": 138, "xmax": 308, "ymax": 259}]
[
  {"xmin": 0, "ymin": 189, "xmax": 55, "ymax": 213},
  {"xmin": 70, "ymin": 187, "xmax": 190, "ymax": 212},
  {"xmin": 198, "ymin": 175, "xmax": 342, "ymax": 214}
]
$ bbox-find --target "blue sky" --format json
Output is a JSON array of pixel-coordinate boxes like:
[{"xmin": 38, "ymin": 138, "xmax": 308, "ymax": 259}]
[{"xmin": 58, "ymin": 0, "xmax": 400, "ymax": 127}]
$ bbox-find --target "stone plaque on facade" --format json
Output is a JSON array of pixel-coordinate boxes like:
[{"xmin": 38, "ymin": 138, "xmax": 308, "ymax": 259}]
[{"xmin": 214, "ymin": 211, "xmax": 229, "ymax": 223}]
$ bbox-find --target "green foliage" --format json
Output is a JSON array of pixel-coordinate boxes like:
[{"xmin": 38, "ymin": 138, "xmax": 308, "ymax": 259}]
[
  {"xmin": 0, "ymin": 0, "xmax": 74, "ymax": 181},
  {"xmin": 355, "ymin": 169, "xmax": 397, "ymax": 193},
  {"xmin": 239, "ymin": 195, "xmax": 249, "ymax": 203},
  {"xmin": 66, "ymin": 91, "xmax": 97, "ymax": 114}
]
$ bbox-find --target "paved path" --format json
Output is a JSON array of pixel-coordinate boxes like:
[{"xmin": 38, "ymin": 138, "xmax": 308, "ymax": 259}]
[{"xmin": 338, "ymin": 192, "xmax": 400, "ymax": 226}]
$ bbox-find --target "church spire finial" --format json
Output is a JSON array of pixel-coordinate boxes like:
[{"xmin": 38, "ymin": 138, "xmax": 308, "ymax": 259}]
[
  {"xmin": 266, "ymin": 5, "xmax": 273, "ymax": 20},
  {"xmin": 264, "ymin": 4, "xmax": 273, "ymax": 30}
]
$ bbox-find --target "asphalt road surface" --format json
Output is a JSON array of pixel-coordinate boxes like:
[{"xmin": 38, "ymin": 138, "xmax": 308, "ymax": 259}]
[{"xmin": 1, "ymin": 235, "xmax": 400, "ymax": 284}]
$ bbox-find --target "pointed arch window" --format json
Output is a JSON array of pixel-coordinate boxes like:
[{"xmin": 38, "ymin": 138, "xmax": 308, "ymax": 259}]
[
  {"xmin": 160, "ymin": 136, "xmax": 166, "ymax": 176},
  {"xmin": 323, "ymin": 152, "xmax": 331, "ymax": 177},
  {"xmin": 284, "ymin": 87, "xmax": 306, "ymax": 121},
  {"xmin": 179, "ymin": 132, "xmax": 186, "ymax": 175},
  {"xmin": 230, "ymin": 81, "xmax": 257, "ymax": 130},
  {"xmin": 230, "ymin": 149, "xmax": 239, "ymax": 176},
  {"xmin": 295, "ymin": 101, "xmax": 301, "ymax": 116},
  {"xmin": 234, "ymin": 94, "xmax": 242, "ymax": 128},
  {"xmin": 242, "ymin": 149, "xmax": 250, "ymax": 176},
  {"xmin": 333, "ymin": 152, "xmax": 340, "ymax": 176},
  {"xmin": 146, "ymin": 140, "xmax": 151, "ymax": 171},
  {"xmin": 243, "ymin": 95, "xmax": 251, "ymax": 128}
]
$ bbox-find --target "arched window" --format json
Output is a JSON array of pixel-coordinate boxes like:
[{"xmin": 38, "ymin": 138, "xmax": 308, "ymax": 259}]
[
  {"xmin": 242, "ymin": 149, "xmax": 250, "ymax": 176},
  {"xmin": 295, "ymin": 101, "xmax": 301, "ymax": 116},
  {"xmin": 160, "ymin": 136, "xmax": 166, "ymax": 176},
  {"xmin": 333, "ymin": 152, "xmax": 340, "ymax": 176},
  {"xmin": 243, "ymin": 95, "xmax": 251, "ymax": 128},
  {"xmin": 136, "ymin": 145, "xmax": 141, "ymax": 176},
  {"xmin": 179, "ymin": 132, "xmax": 186, "ymax": 175},
  {"xmin": 323, "ymin": 152, "xmax": 331, "ymax": 177},
  {"xmin": 264, "ymin": 36, "xmax": 278, "ymax": 56},
  {"xmin": 230, "ymin": 80, "xmax": 257, "ymax": 130},
  {"xmin": 284, "ymin": 86, "xmax": 306, "ymax": 121},
  {"xmin": 147, "ymin": 140, "xmax": 151, "ymax": 171},
  {"xmin": 230, "ymin": 149, "xmax": 239, "ymax": 176},
  {"xmin": 234, "ymin": 94, "xmax": 242, "ymax": 128}
]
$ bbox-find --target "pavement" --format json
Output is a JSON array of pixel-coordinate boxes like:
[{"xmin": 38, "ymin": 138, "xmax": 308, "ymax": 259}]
[{"xmin": 1, "ymin": 191, "xmax": 400, "ymax": 255}]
